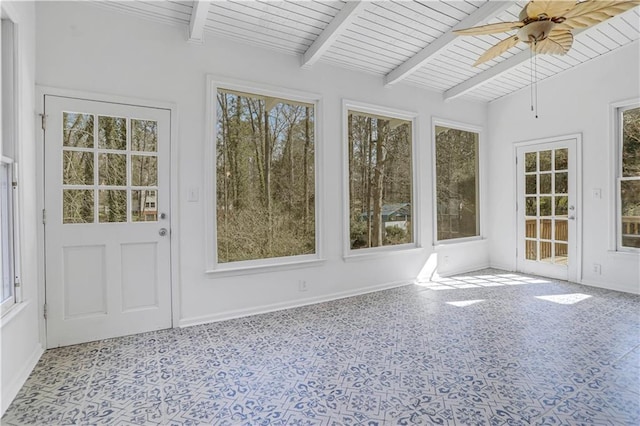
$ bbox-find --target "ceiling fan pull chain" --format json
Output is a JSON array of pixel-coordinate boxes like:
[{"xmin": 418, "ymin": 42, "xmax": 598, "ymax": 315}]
[
  {"xmin": 530, "ymin": 47, "xmax": 534, "ymax": 114},
  {"xmin": 535, "ymin": 51, "xmax": 539, "ymax": 119}
]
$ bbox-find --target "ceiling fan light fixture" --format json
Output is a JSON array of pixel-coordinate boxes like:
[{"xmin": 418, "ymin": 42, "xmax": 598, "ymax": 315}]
[{"xmin": 517, "ymin": 20, "xmax": 556, "ymax": 43}]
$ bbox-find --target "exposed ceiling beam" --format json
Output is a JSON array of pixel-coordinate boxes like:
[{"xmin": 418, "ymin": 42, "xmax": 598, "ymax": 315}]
[
  {"xmin": 188, "ymin": 0, "xmax": 210, "ymax": 44},
  {"xmin": 301, "ymin": 0, "xmax": 369, "ymax": 68},
  {"xmin": 444, "ymin": 49, "xmax": 530, "ymax": 101},
  {"xmin": 384, "ymin": 1, "xmax": 519, "ymax": 86}
]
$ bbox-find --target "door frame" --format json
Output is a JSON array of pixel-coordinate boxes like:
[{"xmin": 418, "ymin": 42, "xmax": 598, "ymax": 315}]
[
  {"xmin": 36, "ymin": 86, "xmax": 180, "ymax": 348},
  {"xmin": 513, "ymin": 133, "xmax": 583, "ymax": 283}
]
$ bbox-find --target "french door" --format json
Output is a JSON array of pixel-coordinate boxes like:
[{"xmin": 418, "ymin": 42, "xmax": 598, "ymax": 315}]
[
  {"xmin": 44, "ymin": 95, "xmax": 172, "ymax": 348},
  {"xmin": 516, "ymin": 138, "xmax": 578, "ymax": 281}
]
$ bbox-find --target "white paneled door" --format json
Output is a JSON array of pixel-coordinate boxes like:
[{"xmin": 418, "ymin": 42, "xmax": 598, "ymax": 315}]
[
  {"xmin": 516, "ymin": 139, "xmax": 578, "ymax": 282},
  {"xmin": 44, "ymin": 95, "xmax": 172, "ymax": 348}
]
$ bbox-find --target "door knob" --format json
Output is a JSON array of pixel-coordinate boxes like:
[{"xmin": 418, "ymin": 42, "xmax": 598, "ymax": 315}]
[
  {"xmin": 159, "ymin": 228, "xmax": 168, "ymax": 236},
  {"xmin": 159, "ymin": 213, "xmax": 167, "ymax": 219}
]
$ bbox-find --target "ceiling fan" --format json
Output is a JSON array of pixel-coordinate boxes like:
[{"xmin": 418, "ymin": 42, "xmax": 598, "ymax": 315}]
[{"xmin": 455, "ymin": 0, "xmax": 640, "ymax": 66}]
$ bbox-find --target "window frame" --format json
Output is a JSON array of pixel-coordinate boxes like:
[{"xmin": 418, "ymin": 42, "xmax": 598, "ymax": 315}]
[
  {"xmin": 342, "ymin": 100, "xmax": 420, "ymax": 260},
  {"xmin": 432, "ymin": 118, "xmax": 483, "ymax": 246},
  {"xmin": 205, "ymin": 76, "xmax": 324, "ymax": 275},
  {"xmin": 1, "ymin": 14, "xmax": 21, "ymax": 316},
  {"xmin": 614, "ymin": 100, "xmax": 640, "ymax": 253}
]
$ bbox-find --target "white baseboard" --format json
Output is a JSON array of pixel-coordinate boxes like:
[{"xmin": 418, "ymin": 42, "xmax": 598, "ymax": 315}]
[
  {"xmin": 179, "ymin": 279, "xmax": 412, "ymax": 328},
  {"xmin": 488, "ymin": 261, "xmax": 514, "ymax": 272},
  {"xmin": 1, "ymin": 343, "xmax": 43, "ymax": 416}
]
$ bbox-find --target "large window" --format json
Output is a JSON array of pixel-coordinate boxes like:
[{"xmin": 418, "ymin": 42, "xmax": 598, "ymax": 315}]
[
  {"xmin": 1, "ymin": 17, "xmax": 18, "ymax": 314},
  {"xmin": 435, "ymin": 124, "xmax": 480, "ymax": 241},
  {"xmin": 619, "ymin": 105, "xmax": 640, "ymax": 250},
  {"xmin": 215, "ymin": 88, "xmax": 316, "ymax": 264},
  {"xmin": 347, "ymin": 108, "xmax": 414, "ymax": 251}
]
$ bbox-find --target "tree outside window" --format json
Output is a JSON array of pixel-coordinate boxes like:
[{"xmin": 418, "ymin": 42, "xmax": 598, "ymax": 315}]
[
  {"xmin": 215, "ymin": 89, "xmax": 315, "ymax": 263},
  {"xmin": 620, "ymin": 106, "xmax": 640, "ymax": 249},
  {"xmin": 435, "ymin": 125, "xmax": 479, "ymax": 241},
  {"xmin": 347, "ymin": 110, "xmax": 413, "ymax": 250}
]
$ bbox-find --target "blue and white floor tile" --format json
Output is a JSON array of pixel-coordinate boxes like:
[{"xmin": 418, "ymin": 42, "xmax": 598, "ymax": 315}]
[{"xmin": 2, "ymin": 269, "xmax": 639, "ymax": 425}]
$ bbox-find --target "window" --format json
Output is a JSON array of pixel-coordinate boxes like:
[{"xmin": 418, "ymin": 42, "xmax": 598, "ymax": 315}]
[
  {"xmin": 618, "ymin": 104, "xmax": 640, "ymax": 250},
  {"xmin": 214, "ymin": 87, "xmax": 316, "ymax": 264},
  {"xmin": 1, "ymin": 17, "xmax": 18, "ymax": 314},
  {"xmin": 346, "ymin": 107, "xmax": 414, "ymax": 251},
  {"xmin": 434, "ymin": 124, "xmax": 480, "ymax": 242}
]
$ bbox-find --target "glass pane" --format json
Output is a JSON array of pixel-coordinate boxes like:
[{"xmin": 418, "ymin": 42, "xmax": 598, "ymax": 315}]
[
  {"xmin": 1, "ymin": 164, "xmax": 13, "ymax": 303},
  {"xmin": 99, "ymin": 190, "xmax": 127, "ymax": 223},
  {"xmin": 63, "ymin": 151, "xmax": 94, "ymax": 185},
  {"xmin": 540, "ymin": 241, "xmax": 552, "ymax": 262},
  {"xmin": 63, "ymin": 190, "xmax": 94, "ymax": 224},
  {"xmin": 216, "ymin": 90, "xmax": 316, "ymax": 262},
  {"xmin": 63, "ymin": 112, "xmax": 94, "ymax": 148},
  {"xmin": 132, "ymin": 190, "xmax": 157, "ymax": 222},
  {"xmin": 540, "ymin": 173, "xmax": 552, "ymax": 194},
  {"xmin": 555, "ymin": 196, "xmax": 568, "ymax": 216},
  {"xmin": 622, "ymin": 107, "xmax": 640, "ymax": 177},
  {"xmin": 555, "ymin": 172, "xmax": 568, "ymax": 194},
  {"xmin": 555, "ymin": 148, "xmax": 568, "ymax": 171},
  {"xmin": 554, "ymin": 243, "xmax": 568, "ymax": 265},
  {"xmin": 346, "ymin": 113, "xmax": 414, "ymax": 246},
  {"xmin": 526, "ymin": 197, "xmax": 537, "ymax": 216},
  {"xmin": 98, "ymin": 116, "xmax": 127, "ymax": 150},
  {"xmin": 540, "ymin": 196, "xmax": 552, "ymax": 216},
  {"xmin": 540, "ymin": 219, "xmax": 552, "ymax": 240},
  {"xmin": 131, "ymin": 155, "xmax": 157, "ymax": 187},
  {"xmin": 539, "ymin": 151, "xmax": 552, "ymax": 171},
  {"xmin": 525, "ymin": 152, "xmax": 537, "ymax": 172},
  {"xmin": 525, "ymin": 219, "xmax": 537, "ymax": 238},
  {"xmin": 555, "ymin": 220, "xmax": 568, "ymax": 242},
  {"xmin": 99, "ymin": 154, "xmax": 126, "ymax": 186},
  {"xmin": 621, "ymin": 180, "xmax": 640, "ymax": 248},
  {"xmin": 525, "ymin": 240, "xmax": 537, "ymax": 260},
  {"xmin": 132, "ymin": 119, "xmax": 157, "ymax": 152},
  {"xmin": 526, "ymin": 175, "xmax": 537, "ymax": 195}
]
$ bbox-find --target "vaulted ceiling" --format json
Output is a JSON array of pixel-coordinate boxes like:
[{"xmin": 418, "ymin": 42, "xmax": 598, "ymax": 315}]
[{"xmin": 96, "ymin": 0, "xmax": 640, "ymax": 102}]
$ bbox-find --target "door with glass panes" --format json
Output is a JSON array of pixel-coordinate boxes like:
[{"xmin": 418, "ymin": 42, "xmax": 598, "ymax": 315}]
[
  {"xmin": 44, "ymin": 95, "xmax": 172, "ymax": 348},
  {"xmin": 516, "ymin": 139, "xmax": 578, "ymax": 281}
]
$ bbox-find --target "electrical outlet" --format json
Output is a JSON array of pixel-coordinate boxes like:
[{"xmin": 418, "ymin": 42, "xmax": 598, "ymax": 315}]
[
  {"xmin": 298, "ymin": 280, "xmax": 308, "ymax": 292},
  {"xmin": 592, "ymin": 263, "xmax": 601, "ymax": 275}
]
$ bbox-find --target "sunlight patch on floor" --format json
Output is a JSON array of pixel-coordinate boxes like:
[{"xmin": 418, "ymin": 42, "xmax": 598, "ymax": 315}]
[{"xmin": 535, "ymin": 293, "xmax": 592, "ymax": 305}]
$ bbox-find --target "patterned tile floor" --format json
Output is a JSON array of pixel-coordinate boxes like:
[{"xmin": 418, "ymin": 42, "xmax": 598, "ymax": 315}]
[{"xmin": 3, "ymin": 269, "xmax": 639, "ymax": 425}]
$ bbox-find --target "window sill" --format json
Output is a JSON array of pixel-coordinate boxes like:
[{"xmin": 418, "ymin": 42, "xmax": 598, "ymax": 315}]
[
  {"xmin": 0, "ymin": 299, "xmax": 30, "ymax": 329},
  {"xmin": 343, "ymin": 245, "xmax": 423, "ymax": 262},
  {"xmin": 433, "ymin": 236, "xmax": 486, "ymax": 248},
  {"xmin": 206, "ymin": 258, "xmax": 326, "ymax": 277},
  {"xmin": 606, "ymin": 249, "xmax": 640, "ymax": 258}
]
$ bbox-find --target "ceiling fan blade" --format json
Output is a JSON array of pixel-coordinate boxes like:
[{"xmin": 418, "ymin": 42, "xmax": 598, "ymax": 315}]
[
  {"xmin": 524, "ymin": 0, "xmax": 576, "ymax": 19},
  {"xmin": 532, "ymin": 29, "xmax": 573, "ymax": 55},
  {"xmin": 454, "ymin": 21, "xmax": 524, "ymax": 36},
  {"xmin": 474, "ymin": 35, "xmax": 520, "ymax": 66},
  {"xmin": 557, "ymin": 0, "xmax": 640, "ymax": 29}
]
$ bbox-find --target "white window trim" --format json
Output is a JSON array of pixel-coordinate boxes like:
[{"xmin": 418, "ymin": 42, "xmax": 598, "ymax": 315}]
[
  {"xmin": 0, "ymin": 11, "xmax": 21, "ymax": 316},
  {"xmin": 205, "ymin": 76, "xmax": 324, "ymax": 276},
  {"xmin": 342, "ymin": 100, "xmax": 421, "ymax": 260},
  {"xmin": 431, "ymin": 117, "xmax": 485, "ymax": 246},
  {"xmin": 610, "ymin": 98, "xmax": 640, "ymax": 253}
]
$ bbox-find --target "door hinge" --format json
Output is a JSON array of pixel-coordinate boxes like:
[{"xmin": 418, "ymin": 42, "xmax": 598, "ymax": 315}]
[
  {"xmin": 39, "ymin": 113, "xmax": 47, "ymax": 131},
  {"xmin": 515, "ymin": 156, "xmax": 518, "ymax": 165},
  {"xmin": 14, "ymin": 276, "xmax": 21, "ymax": 288},
  {"xmin": 42, "ymin": 209, "xmax": 46, "ymax": 225},
  {"xmin": 43, "ymin": 303, "xmax": 48, "ymax": 319}
]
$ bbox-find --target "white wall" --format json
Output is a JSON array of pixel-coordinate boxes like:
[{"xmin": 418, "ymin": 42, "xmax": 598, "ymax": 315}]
[
  {"xmin": 488, "ymin": 41, "xmax": 640, "ymax": 294},
  {"xmin": 35, "ymin": 2, "xmax": 488, "ymax": 327},
  {"xmin": 0, "ymin": 0, "xmax": 42, "ymax": 416}
]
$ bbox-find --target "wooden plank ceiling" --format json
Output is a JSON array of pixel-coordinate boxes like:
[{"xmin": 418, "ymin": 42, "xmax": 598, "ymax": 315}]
[{"xmin": 95, "ymin": 0, "xmax": 640, "ymax": 102}]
